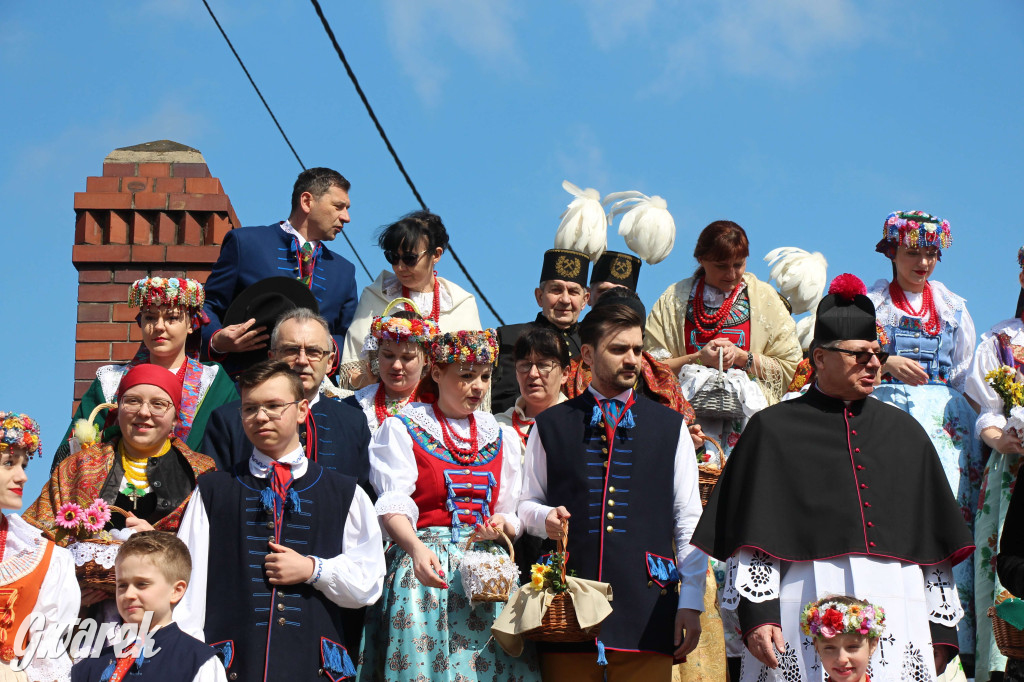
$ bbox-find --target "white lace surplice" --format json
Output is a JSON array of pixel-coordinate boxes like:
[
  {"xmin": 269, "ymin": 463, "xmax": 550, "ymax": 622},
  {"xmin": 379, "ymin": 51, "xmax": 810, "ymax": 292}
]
[{"xmin": 724, "ymin": 549, "xmax": 961, "ymax": 682}]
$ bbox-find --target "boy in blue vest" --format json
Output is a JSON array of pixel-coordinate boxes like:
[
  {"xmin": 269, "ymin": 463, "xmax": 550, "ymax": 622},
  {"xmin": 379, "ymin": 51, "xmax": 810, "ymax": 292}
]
[
  {"xmin": 174, "ymin": 361, "xmax": 385, "ymax": 682},
  {"xmin": 71, "ymin": 531, "xmax": 226, "ymax": 682}
]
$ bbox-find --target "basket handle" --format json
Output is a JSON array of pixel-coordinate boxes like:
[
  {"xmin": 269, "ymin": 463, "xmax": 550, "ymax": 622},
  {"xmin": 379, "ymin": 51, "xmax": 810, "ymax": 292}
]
[
  {"xmin": 87, "ymin": 402, "xmax": 118, "ymax": 425},
  {"xmin": 462, "ymin": 525, "xmax": 515, "ymax": 563},
  {"xmin": 557, "ymin": 518, "xmax": 569, "ymax": 583},
  {"xmin": 700, "ymin": 435, "xmax": 722, "ymax": 454},
  {"xmin": 382, "ymin": 297, "xmax": 421, "ymax": 317},
  {"xmin": 108, "ymin": 505, "xmax": 133, "ymax": 520}
]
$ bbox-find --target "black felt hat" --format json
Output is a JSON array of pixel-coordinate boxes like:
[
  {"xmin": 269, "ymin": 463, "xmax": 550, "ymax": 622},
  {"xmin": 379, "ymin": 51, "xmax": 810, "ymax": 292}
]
[
  {"xmin": 222, "ymin": 277, "xmax": 320, "ymax": 369},
  {"xmin": 540, "ymin": 249, "xmax": 590, "ymax": 287},
  {"xmin": 813, "ymin": 274, "xmax": 877, "ymax": 344},
  {"xmin": 590, "ymin": 250, "xmax": 641, "ymax": 291}
]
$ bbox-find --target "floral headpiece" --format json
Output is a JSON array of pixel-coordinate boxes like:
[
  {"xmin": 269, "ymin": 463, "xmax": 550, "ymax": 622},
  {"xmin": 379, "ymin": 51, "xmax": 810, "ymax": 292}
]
[
  {"xmin": 128, "ymin": 277, "xmax": 208, "ymax": 331},
  {"xmin": 429, "ymin": 329, "xmax": 499, "ymax": 367},
  {"xmin": 875, "ymin": 210, "xmax": 952, "ymax": 260},
  {"xmin": 800, "ymin": 598, "xmax": 886, "ymax": 640},
  {"xmin": 1018, "ymin": 246, "xmax": 1024, "ymax": 269},
  {"xmin": 0, "ymin": 412, "xmax": 41, "ymax": 458}
]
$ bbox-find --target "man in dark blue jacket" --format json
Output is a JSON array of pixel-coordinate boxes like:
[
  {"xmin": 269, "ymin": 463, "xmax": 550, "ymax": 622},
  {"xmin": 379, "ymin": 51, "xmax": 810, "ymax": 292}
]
[{"xmin": 201, "ymin": 167, "xmax": 358, "ymax": 372}]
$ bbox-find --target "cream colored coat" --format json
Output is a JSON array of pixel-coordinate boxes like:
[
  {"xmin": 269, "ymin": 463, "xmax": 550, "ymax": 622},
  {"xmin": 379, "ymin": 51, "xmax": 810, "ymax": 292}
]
[{"xmin": 645, "ymin": 272, "xmax": 801, "ymax": 404}]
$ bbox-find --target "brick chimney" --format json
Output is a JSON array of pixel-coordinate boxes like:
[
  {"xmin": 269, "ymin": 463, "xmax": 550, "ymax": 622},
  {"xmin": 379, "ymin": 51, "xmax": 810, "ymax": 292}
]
[{"xmin": 71, "ymin": 141, "xmax": 242, "ymax": 412}]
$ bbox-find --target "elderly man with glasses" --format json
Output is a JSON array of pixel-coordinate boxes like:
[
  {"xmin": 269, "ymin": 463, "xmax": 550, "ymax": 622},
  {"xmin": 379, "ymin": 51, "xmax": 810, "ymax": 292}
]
[{"xmin": 692, "ymin": 274, "xmax": 974, "ymax": 682}]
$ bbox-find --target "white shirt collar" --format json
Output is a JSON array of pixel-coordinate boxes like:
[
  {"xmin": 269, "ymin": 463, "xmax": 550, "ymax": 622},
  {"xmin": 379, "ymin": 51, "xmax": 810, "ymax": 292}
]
[
  {"xmin": 307, "ymin": 392, "xmax": 320, "ymax": 407},
  {"xmin": 280, "ymin": 219, "xmax": 319, "ymax": 249},
  {"xmin": 586, "ymin": 385, "xmax": 633, "ymax": 403},
  {"xmin": 249, "ymin": 444, "xmax": 308, "ymax": 479}
]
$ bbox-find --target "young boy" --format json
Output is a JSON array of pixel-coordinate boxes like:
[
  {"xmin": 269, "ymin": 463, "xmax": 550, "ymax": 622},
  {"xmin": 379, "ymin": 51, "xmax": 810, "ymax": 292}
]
[
  {"xmin": 174, "ymin": 361, "xmax": 385, "ymax": 681},
  {"xmin": 71, "ymin": 531, "xmax": 227, "ymax": 681}
]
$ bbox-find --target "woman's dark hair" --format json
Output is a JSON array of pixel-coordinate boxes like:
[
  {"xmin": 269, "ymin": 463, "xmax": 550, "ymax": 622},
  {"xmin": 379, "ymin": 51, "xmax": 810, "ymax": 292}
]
[
  {"xmin": 390, "ymin": 309, "xmax": 421, "ymax": 322},
  {"xmin": 513, "ymin": 326, "xmax": 570, "ymax": 368},
  {"xmin": 579, "ymin": 303, "xmax": 643, "ymax": 348},
  {"xmin": 693, "ymin": 220, "xmax": 750, "ymax": 277},
  {"xmin": 377, "ymin": 211, "xmax": 450, "ymax": 255}
]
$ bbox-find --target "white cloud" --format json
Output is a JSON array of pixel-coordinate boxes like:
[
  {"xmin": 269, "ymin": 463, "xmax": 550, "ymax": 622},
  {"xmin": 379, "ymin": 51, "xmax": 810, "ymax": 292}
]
[
  {"xmin": 577, "ymin": 0, "xmax": 658, "ymax": 50},
  {"xmin": 553, "ymin": 125, "xmax": 613, "ymax": 196},
  {"xmin": 381, "ymin": 0, "xmax": 524, "ymax": 105}
]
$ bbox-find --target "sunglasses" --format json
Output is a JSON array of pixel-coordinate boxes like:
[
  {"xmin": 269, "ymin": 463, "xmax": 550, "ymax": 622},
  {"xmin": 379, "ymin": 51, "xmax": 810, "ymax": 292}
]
[
  {"xmin": 823, "ymin": 347, "xmax": 890, "ymax": 365},
  {"xmin": 383, "ymin": 249, "xmax": 429, "ymax": 267}
]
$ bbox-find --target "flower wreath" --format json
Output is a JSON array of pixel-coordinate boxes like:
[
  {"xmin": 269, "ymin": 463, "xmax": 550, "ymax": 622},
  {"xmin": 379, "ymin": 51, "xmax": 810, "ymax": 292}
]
[
  {"xmin": 362, "ymin": 315, "xmax": 440, "ymax": 357},
  {"xmin": 0, "ymin": 412, "xmax": 41, "ymax": 458},
  {"xmin": 800, "ymin": 598, "xmax": 886, "ymax": 639},
  {"xmin": 128, "ymin": 277, "xmax": 208, "ymax": 331},
  {"xmin": 429, "ymin": 329, "xmax": 499, "ymax": 366},
  {"xmin": 874, "ymin": 210, "xmax": 952, "ymax": 260}
]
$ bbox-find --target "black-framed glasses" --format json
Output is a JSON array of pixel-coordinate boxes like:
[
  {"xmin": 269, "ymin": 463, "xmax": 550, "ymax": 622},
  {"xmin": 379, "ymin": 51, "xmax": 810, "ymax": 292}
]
[
  {"xmin": 823, "ymin": 347, "xmax": 889, "ymax": 365},
  {"xmin": 514, "ymin": 360, "xmax": 559, "ymax": 376},
  {"xmin": 273, "ymin": 345, "xmax": 330, "ymax": 362},
  {"xmin": 239, "ymin": 401, "xmax": 300, "ymax": 421},
  {"xmin": 383, "ymin": 249, "xmax": 429, "ymax": 267},
  {"xmin": 120, "ymin": 396, "xmax": 175, "ymax": 417}
]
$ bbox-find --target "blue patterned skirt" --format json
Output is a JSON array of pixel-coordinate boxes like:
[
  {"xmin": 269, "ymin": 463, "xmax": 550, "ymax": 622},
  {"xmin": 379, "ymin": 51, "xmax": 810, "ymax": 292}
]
[{"xmin": 359, "ymin": 527, "xmax": 540, "ymax": 682}]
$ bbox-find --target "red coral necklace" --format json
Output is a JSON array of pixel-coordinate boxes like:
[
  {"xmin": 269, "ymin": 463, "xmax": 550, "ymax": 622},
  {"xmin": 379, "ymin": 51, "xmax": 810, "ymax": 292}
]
[
  {"xmin": 889, "ymin": 281, "xmax": 940, "ymax": 336},
  {"xmin": 433, "ymin": 404, "xmax": 480, "ymax": 463},
  {"xmin": 511, "ymin": 411, "xmax": 533, "ymax": 448},
  {"xmin": 374, "ymin": 382, "xmax": 414, "ymax": 425},
  {"xmin": 402, "ymin": 272, "xmax": 441, "ymax": 323},
  {"xmin": 692, "ymin": 277, "xmax": 743, "ymax": 338}
]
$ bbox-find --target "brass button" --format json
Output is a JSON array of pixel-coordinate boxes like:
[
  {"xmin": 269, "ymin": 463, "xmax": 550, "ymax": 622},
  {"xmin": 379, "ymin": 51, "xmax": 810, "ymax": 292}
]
[
  {"xmin": 600, "ymin": 434, "xmax": 607, "ymax": 441},
  {"xmin": 606, "ymin": 525, "xmax": 614, "ymax": 532},
  {"xmin": 607, "ymin": 500, "xmax": 615, "ymax": 507},
  {"xmin": 606, "ymin": 512, "xmax": 614, "ymax": 520},
  {"xmin": 277, "ymin": 603, "xmax": 285, "ymax": 612},
  {"xmin": 277, "ymin": 617, "xmax": 286, "ymax": 626},
  {"xmin": 608, "ymin": 486, "xmax": 615, "ymax": 493},
  {"xmin": 913, "ymin": 347, "xmax": 919, "ymax": 353},
  {"xmin": 603, "ymin": 461, "xmax": 608, "ymax": 468},
  {"xmin": 266, "ymin": 521, "xmax": 275, "ymax": 529},
  {"xmin": 601, "ymin": 448, "xmax": 608, "ymax": 454},
  {"xmin": 661, "ymin": 588, "xmax": 668, "ymax": 595},
  {"xmin": 648, "ymin": 580, "xmax": 653, "ymax": 587},
  {"xmin": 318, "ymin": 669, "xmax": 324, "ymax": 676}
]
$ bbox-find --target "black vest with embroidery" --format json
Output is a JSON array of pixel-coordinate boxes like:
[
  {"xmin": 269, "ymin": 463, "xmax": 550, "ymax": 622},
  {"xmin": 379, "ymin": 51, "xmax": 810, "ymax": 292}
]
[
  {"xmin": 533, "ymin": 392, "xmax": 682, "ymax": 655},
  {"xmin": 198, "ymin": 461, "xmax": 357, "ymax": 682},
  {"xmin": 70, "ymin": 623, "xmax": 217, "ymax": 682}
]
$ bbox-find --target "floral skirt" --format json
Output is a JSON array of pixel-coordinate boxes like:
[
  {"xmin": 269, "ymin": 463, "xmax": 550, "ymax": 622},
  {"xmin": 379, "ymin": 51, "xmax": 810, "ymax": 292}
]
[
  {"xmin": 974, "ymin": 448, "xmax": 1022, "ymax": 681},
  {"xmin": 672, "ymin": 561, "xmax": 727, "ymax": 682},
  {"xmin": 359, "ymin": 527, "xmax": 540, "ymax": 682},
  {"xmin": 873, "ymin": 382, "xmax": 984, "ymax": 654}
]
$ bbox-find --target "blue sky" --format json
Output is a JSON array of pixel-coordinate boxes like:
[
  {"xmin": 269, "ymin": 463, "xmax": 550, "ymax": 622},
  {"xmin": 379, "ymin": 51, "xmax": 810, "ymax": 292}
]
[{"xmin": 2, "ymin": 1, "xmax": 1022, "ymax": 508}]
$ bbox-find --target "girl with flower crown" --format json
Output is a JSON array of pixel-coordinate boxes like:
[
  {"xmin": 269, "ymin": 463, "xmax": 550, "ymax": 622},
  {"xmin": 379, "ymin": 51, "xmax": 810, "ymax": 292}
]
[
  {"xmin": 965, "ymin": 246, "xmax": 1024, "ymax": 681},
  {"xmin": 800, "ymin": 596, "xmax": 886, "ymax": 682},
  {"xmin": 342, "ymin": 301, "xmax": 438, "ymax": 433},
  {"xmin": 360, "ymin": 330, "xmax": 539, "ymax": 681},
  {"xmin": 865, "ymin": 211, "xmax": 982, "ymax": 659},
  {"xmin": 51, "ymin": 277, "xmax": 237, "ymax": 471},
  {"xmin": 0, "ymin": 412, "xmax": 80, "ymax": 682}
]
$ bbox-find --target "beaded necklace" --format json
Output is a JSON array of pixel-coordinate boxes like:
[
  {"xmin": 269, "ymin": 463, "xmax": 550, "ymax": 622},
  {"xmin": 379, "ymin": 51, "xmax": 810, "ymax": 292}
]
[
  {"xmin": 0, "ymin": 516, "xmax": 8, "ymax": 563},
  {"xmin": 692, "ymin": 277, "xmax": 744, "ymax": 339},
  {"xmin": 402, "ymin": 272, "xmax": 441, "ymax": 323},
  {"xmin": 889, "ymin": 281, "xmax": 940, "ymax": 337},
  {"xmin": 373, "ymin": 383, "xmax": 415, "ymax": 426},
  {"xmin": 432, "ymin": 404, "xmax": 480, "ymax": 464},
  {"xmin": 119, "ymin": 441, "xmax": 171, "ymax": 508},
  {"xmin": 510, "ymin": 411, "xmax": 533, "ymax": 449}
]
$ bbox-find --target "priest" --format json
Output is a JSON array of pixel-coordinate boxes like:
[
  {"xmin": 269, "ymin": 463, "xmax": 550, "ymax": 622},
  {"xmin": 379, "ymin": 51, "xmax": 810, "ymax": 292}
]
[{"xmin": 691, "ymin": 274, "xmax": 974, "ymax": 682}]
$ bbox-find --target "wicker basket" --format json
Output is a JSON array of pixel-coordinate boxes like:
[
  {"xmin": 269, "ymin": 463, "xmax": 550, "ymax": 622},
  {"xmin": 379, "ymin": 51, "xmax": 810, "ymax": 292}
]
[
  {"xmin": 990, "ymin": 593, "xmax": 1024, "ymax": 659},
  {"xmin": 697, "ymin": 436, "xmax": 723, "ymax": 507},
  {"xmin": 690, "ymin": 348, "xmax": 745, "ymax": 421},
  {"xmin": 523, "ymin": 520, "xmax": 602, "ymax": 642},
  {"xmin": 459, "ymin": 528, "xmax": 518, "ymax": 603},
  {"xmin": 70, "ymin": 505, "xmax": 131, "ymax": 595}
]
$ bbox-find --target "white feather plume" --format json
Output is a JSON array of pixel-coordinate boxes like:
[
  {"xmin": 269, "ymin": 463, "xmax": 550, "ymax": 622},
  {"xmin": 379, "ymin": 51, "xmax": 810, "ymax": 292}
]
[
  {"xmin": 555, "ymin": 180, "xmax": 607, "ymax": 261},
  {"xmin": 602, "ymin": 191, "xmax": 676, "ymax": 265},
  {"xmin": 764, "ymin": 247, "xmax": 828, "ymax": 316},
  {"xmin": 796, "ymin": 314, "xmax": 816, "ymax": 351}
]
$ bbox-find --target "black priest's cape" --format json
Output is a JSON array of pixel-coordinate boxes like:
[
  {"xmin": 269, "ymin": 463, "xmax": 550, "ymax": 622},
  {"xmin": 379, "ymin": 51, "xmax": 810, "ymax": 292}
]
[{"xmin": 691, "ymin": 387, "xmax": 974, "ymax": 647}]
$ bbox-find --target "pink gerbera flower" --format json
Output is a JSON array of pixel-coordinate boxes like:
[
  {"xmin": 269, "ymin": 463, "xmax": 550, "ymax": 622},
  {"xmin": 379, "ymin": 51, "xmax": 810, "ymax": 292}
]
[
  {"xmin": 86, "ymin": 499, "xmax": 112, "ymax": 527},
  {"xmin": 56, "ymin": 503, "xmax": 83, "ymax": 530}
]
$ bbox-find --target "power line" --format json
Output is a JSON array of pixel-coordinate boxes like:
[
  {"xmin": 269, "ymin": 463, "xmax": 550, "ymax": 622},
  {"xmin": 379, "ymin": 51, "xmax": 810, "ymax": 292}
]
[
  {"xmin": 201, "ymin": 0, "xmax": 374, "ymax": 281},
  {"xmin": 307, "ymin": 0, "xmax": 506, "ymax": 325}
]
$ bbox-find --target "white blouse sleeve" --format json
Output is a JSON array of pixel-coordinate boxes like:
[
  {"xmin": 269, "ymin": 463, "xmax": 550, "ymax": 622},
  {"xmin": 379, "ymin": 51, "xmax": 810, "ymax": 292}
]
[
  {"xmin": 192, "ymin": 655, "xmax": 228, "ymax": 682},
  {"xmin": 494, "ymin": 425, "xmax": 524, "ymax": 539},
  {"xmin": 368, "ymin": 416, "xmax": 419, "ymax": 527},
  {"xmin": 517, "ymin": 428, "xmax": 552, "ymax": 539},
  {"xmin": 949, "ymin": 304, "xmax": 977, "ymax": 391},
  {"xmin": 173, "ymin": 490, "xmax": 210, "ymax": 641},
  {"xmin": 24, "ymin": 545, "xmax": 80, "ymax": 682},
  {"xmin": 673, "ymin": 425, "xmax": 707, "ymax": 612},
  {"xmin": 305, "ymin": 486, "xmax": 386, "ymax": 609},
  {"xmin": 966, "ymin": 330, "xmax": 1011, "ymax": 433}
]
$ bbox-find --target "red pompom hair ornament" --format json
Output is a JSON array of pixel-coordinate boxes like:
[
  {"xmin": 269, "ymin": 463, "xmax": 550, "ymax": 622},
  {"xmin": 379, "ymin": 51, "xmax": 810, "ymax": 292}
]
[{"xmin": 828, "ymin": 273, "xmax": 867, "ymax": 301}]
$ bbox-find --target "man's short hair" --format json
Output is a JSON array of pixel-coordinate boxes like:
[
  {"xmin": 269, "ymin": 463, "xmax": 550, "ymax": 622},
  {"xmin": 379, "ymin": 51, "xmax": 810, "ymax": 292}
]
[
  {"xmin": 290, "ymin": 167, "xmax": 350, "ymax": 213},
  {"xmin": 270, "ymin": 307, "xmax": 331, "ymax": 350},
  {"xmin": 116, "ymin": 531, "xmax": 192, "ymax": 585},
  {"xmin": 238, "ymin": 360, "xmax": 304, "ymax": 401},
  {"xmin": 579, "ymin": 303, "xmax": 643, "ymax": 348}
]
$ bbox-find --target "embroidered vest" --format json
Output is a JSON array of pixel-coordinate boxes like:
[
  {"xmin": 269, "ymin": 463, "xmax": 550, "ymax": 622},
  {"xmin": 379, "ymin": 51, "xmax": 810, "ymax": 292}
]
[
  {"xmin": 0, "ymin": 540, "xmax": 53, "ymax": 661},
  {"xmin": 881, "ymin": 305, "xmax": 961, "ymax": 385},
  {"xmin": 684, "ymin": 288, "xmax": 752, "ymax": 354}
]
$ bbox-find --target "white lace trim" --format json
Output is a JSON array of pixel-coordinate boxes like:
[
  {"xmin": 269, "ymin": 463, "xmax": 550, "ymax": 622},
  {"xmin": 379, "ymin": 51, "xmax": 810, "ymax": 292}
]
[
  {"xmin": 197, "ymin": 363, "xmax": 217, "ymax": 399},
  {"xmin": 648, "ymin": 347, "xmax": 671, "ymax": 361},
  {"xmin": 688, "ymin": 280, "xmax": 748, "ymax": 305},
  {"xmin": 978, "ymin": 411, "xmax": 1008, "ymax": 434},
  {"xmin": 67, "ymin": 529, "xmax": 135, "ymax": 569},
  {"xmin": 25, "ymin": 653, "xmax": 73, "ymax": 682},
  {"xmin": 399, "ymin": 403, "xmax": 501, "ymax": 447},
  {"xmin": 459, "ymin": 544, "xmax": 520, "ymax": 601},
  {"xmin": 923, "ymin": 563, "xmax": 963, "ymax": 626},
  {"xmin": 381, "ymin": 272, "xmax": 455, "ymax": 314},
  {"xmin": 354, "ymin": 384, "xmax": 381, "ymax": 432},
  {"xmin": 96, "ymin": 364, "xmax": 129, "ymax": 401},
  {"xmin": 0, "ymin": 516, "xmax": 50, "ymax": 585},
  {"xmin": 720, "ymin": 554, "xmax": 740, "ymax": 611},
  {"xmin": 867, "ymin": 279, "xmax": 964, "ymax": 331},
  {"xmin": 732, "ymin": 548, "xmax": 780, "ymax": 604},
  {"xmin": 374, "ymin": 491, "xmax": 419, "ymax": 529}
]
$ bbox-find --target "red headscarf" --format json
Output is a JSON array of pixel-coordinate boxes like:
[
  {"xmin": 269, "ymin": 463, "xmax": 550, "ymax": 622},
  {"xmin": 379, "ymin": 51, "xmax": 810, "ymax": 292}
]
[{"xmin": 116, "ymin": 364, "xmax": 182, "ymax": 413}]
